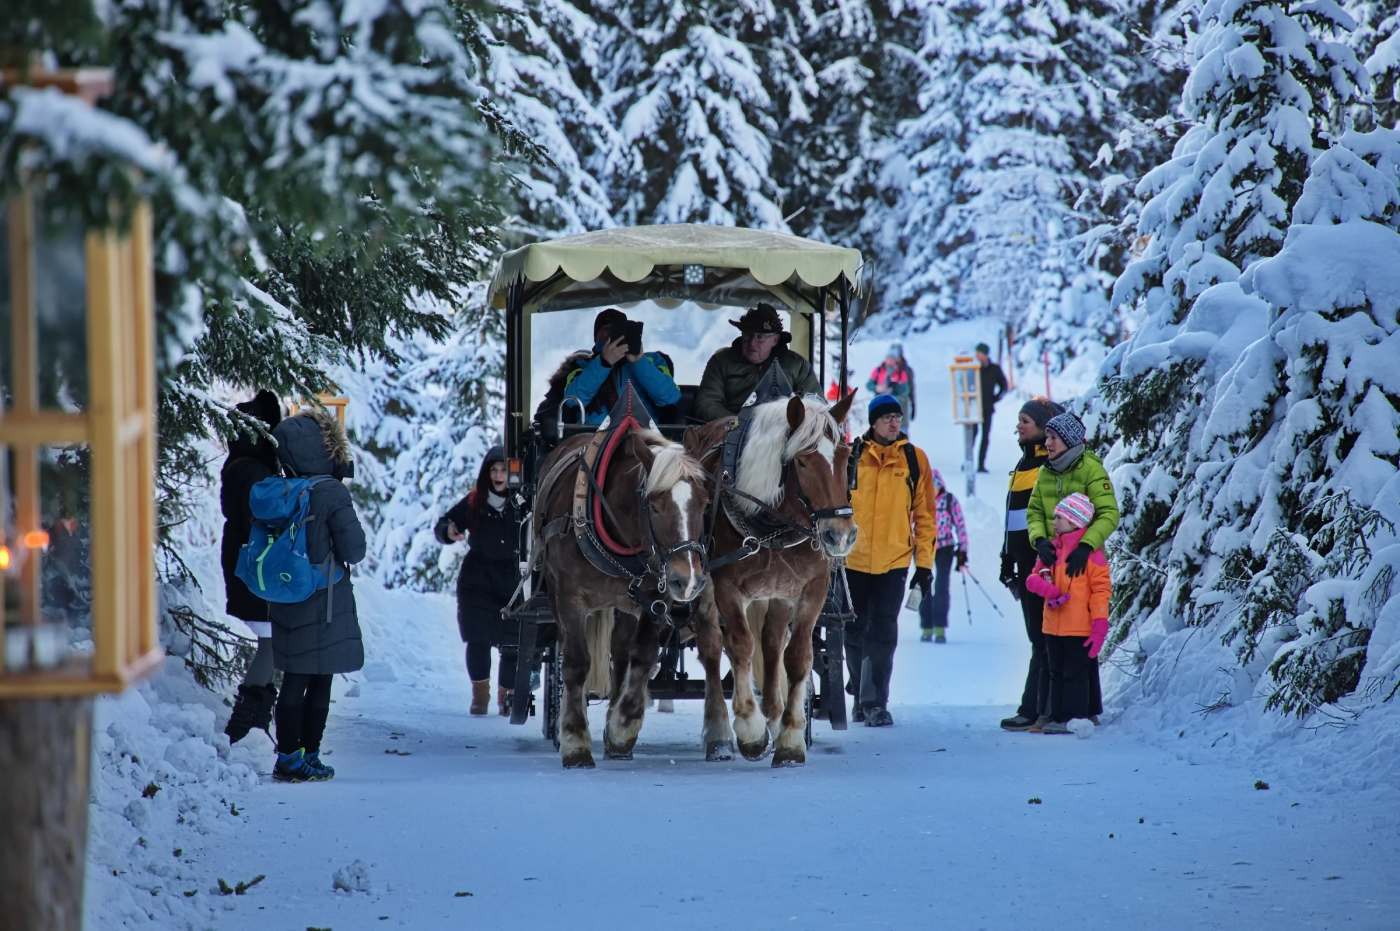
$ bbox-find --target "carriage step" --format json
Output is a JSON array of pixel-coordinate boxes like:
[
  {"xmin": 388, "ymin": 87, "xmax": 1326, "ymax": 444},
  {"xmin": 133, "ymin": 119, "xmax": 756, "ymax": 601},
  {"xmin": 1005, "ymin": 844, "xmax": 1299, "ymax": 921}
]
[{"xmin": 504, "ymin": 592, "xmax": 553, "ymax": 624}]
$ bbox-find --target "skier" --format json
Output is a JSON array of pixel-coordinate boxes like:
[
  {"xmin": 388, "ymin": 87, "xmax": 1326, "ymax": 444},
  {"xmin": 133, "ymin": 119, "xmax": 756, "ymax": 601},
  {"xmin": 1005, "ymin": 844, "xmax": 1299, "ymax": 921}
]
[
  {"xmin": 974, "ymin": 342, "xmax": 1008, "ymax": 473},
  {"xmin": 268, "ymin": 409, "xmax": 367, "ymax": 782},
  {"xmin": 221, "ymin": 390, "xmax": 283, "ymax": 744},
  {"xmin": 693, "ymin": 303, "xmax": 820, "ymax": 422},
  {"xmin": 1024, "ymin": 492, "xmax": 1111, "ymax": 733},
  {"xmin": 997, "ymin": 397, "xmax": 1064, "ymax": 731},
  {"xmin": 845, "ymin": 394, "xmax": 937, "ymax": 726},
  {"xmin": 435, "ymin": 446, "xmax": 522, "ymax": 717},
  {"xmin": 866, "ymin": 343, "xmax": 916, "ymax": 421},
  {"xmin": 920, "ymin": 469, "xmax": 968, "ymax": 643}
]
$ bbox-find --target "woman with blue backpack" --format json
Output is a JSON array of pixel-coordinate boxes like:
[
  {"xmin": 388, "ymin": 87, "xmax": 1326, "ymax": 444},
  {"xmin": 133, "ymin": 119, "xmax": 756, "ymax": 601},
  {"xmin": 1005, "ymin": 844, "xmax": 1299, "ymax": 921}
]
[{"xmin": 262, "ymin": 408, "xmax": 366, "ymax": 782}]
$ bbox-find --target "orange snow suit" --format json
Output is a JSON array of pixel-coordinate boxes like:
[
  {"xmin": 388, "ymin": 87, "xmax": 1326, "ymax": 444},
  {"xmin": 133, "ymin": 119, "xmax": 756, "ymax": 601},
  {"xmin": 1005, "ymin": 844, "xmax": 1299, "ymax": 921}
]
[{"xmin": 1026, "ymin": 528, "xmax": 1111, "ymax": 637}]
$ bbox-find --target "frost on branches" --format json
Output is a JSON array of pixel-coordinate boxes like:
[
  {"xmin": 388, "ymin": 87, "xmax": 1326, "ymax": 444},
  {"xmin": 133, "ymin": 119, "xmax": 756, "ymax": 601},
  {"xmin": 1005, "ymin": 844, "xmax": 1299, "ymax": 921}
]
[{"xmin": 1094, "ymin": 1, "xmax": 1398, "ymax": 717}]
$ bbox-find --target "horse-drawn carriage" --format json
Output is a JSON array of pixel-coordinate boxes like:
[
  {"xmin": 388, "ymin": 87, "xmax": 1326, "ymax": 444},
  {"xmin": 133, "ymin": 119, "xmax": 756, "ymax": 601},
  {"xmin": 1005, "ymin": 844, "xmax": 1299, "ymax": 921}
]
[{"xmin": 484, "ymin": 225, "xmax": 867, "ymax": 767}]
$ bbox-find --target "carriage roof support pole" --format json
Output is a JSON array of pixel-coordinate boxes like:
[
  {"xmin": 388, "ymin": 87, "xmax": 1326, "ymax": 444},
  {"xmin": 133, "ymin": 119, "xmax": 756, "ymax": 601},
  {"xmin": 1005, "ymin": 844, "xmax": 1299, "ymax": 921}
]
[
  {"xmin": 505, "ymin": 274, "xmax": 525, "ymax": 458},
  {"xmin": 838, "ymin": 276, "xmax": 851, "ymax": 396},
  {"xmin": 816, "ymin": 286, "xmax": 828, "ymax": 390}
]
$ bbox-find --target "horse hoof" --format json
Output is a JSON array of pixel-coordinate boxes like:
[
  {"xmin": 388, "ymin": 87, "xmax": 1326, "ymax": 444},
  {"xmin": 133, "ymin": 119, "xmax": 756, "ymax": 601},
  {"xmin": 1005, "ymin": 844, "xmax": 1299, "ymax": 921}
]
[
  {"xmin": 771, "ymin": 747, "xmax": 806, "ymax": 768},
  {"xmin": 562, "ymin": 750, "xmax": 595, "ymax": 769},
  {"xmin": 737, "ymin": 737, "xmax": 769, "ymax": 762},
  {"xmin": 604, "ymin": 745, "xmax": 634, "ymax": 761},
  {"xmin": 705, "ymin": 741, "xmax": 735, "ymax": 762}
]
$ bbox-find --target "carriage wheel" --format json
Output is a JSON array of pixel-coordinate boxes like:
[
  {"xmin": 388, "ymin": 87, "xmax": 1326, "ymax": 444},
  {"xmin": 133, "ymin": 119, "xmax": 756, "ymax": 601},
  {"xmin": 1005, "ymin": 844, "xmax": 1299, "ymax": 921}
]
[
  {"xmin": 543, "ymin": 646, "xmax": 563, "ymax": 750},
  {"xmin": 509, "ymin": 615, "xmax": 539, "ymax": 725}
]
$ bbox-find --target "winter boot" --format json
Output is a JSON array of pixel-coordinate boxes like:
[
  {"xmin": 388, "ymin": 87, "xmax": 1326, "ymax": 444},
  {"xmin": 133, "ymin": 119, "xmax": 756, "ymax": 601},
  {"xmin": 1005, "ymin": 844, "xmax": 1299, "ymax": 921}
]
[
  {"xmin": 1027, "ymin": 715, "xmax": 1051, "ymax": 734},
  {"xmin": 304, "ymin": 749, "xmax": 335, "ymax": 779},
  {"xmin": 470, "ymin": 680, "xmax": 490, "ymax": 716},
  {"xmin": 225, "ymin": 683, "xmax": 277, "ymax": 744},
  {"xmin": 1040, "ymin": 721, "xmax": 1072, "ymax": 735},
  {"xmin": 497, "ymin": 687, "xmax": 512, "ymax": 717},
  {"xmin": 933, "ymin": 627, "xmax": 947, "ymax": 644},
  {"xmin": 919, "ymin": 630, "xmax": 933, "ymax": 643},
  {"xmin": 273, "ymin": 748, "xmax": 327, "ymax": 782},
  {"xmin": 999, "ymin": 713, "xmax": 1037, "ymax": 731}
]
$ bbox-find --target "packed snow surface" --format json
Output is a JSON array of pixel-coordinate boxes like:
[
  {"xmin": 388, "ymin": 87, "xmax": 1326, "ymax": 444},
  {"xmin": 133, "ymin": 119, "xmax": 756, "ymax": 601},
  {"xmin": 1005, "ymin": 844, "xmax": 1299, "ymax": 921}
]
[{"xmin": 88, "ymin": 319, "xmax": 1400, "ymax": 930}]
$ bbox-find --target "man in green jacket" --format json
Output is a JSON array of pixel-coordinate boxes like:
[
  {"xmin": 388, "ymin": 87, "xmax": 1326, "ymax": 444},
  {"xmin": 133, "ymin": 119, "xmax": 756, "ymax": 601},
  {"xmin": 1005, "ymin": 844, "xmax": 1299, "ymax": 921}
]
[
  {"xmin": 694, "ymin": 303, "xmax": 820, "ymax": 423},
  {"xmin": 1027, "ymin": 411, "xmax": 1120, "ymax": 577}
]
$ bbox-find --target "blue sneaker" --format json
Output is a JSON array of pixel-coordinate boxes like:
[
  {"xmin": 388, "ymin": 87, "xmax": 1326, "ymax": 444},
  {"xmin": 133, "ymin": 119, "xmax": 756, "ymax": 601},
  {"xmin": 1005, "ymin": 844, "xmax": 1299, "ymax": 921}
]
[
  {"xmin": 273, "ymin": 748, "xmax": 327, "ymax": 782},
  {"xmin": 305, "ymin": 749, "xmax": 335, "ymax": 780}
]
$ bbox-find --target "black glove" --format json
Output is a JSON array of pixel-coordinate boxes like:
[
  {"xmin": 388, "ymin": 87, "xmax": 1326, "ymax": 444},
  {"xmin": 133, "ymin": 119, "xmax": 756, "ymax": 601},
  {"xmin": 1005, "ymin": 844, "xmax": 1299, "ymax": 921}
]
[
  {"xmin": 909, "ymin": 566, "xmax": 932, "ymax": 596},
  {"xmin": 955, "ymin": 549, "xmax": 968, "ymax": 571},
  {"xmin": 1066, "ymin": 542, "xmax": 1094, "ymax": 578},
  {"xmin": 1035, "ymin": 538, "xmax": 1057, "ymax": 567},
  {"xmin": 999, "ymin": 552, "xmax": 1017, "ymax": 589}
]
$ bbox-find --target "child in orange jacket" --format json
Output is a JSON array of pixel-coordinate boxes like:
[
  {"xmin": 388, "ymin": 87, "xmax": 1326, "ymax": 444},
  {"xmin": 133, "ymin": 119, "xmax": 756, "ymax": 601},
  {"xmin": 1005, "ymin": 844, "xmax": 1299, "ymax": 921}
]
[{"xmin": 1024, "ymin": 492, "xmax": 1109, "ymax": 733}]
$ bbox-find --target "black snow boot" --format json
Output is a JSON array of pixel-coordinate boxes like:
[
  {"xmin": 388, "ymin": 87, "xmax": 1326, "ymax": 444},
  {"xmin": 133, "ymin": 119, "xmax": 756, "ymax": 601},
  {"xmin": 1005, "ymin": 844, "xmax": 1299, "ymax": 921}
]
[{"xmin": 225, "ymin": 683, "xmax": 277, "ymax": 744}]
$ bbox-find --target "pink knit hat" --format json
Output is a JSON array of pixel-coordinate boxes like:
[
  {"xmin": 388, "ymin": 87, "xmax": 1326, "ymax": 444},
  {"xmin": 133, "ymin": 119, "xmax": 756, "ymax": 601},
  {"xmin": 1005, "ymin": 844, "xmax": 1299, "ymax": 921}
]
[{"xmin": 1055, "ymin": 492, "xmax": 1094, "ymax": 530}]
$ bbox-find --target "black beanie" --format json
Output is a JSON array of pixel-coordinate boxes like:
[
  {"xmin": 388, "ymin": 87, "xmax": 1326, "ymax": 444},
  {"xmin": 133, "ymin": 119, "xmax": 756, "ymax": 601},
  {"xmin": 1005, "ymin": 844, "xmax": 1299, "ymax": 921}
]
[
  {"xmin": 1019, "ymin": 397, "xmax": 1063, "ymax": 429},
  {"xmin": 236, "ymin": 389, "xmax": 282, "ymax": 429},
  {"xmin": 593, "ymin": 307, "xmax": 626, "ymax": 337}
]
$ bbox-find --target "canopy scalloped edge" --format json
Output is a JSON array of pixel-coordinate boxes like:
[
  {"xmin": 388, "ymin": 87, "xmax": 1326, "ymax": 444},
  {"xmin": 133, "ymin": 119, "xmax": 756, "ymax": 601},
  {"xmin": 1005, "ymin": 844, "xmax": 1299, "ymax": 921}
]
[{"xmin": 487, "ymin": 224, "xmax": 862, "ymax": 310}]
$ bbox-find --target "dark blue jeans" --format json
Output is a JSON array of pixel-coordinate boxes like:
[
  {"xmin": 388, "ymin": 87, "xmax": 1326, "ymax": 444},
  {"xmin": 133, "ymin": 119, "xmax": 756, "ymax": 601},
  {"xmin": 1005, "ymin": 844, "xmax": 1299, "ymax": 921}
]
[{"xmin": 920, "ymin": 548, "xmax": 955, "ymax": 631}]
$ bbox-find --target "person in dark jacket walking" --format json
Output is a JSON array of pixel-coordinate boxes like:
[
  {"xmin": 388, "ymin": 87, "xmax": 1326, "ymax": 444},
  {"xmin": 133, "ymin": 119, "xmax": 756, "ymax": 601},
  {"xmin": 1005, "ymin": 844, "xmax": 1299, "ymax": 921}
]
[
  {"xmin": 436, "ymin": 447, "xmax": 522, "ymax": 716},
  {"xmin": 975, "ymin": 342, "xmax": 1008, "ymax": 473},
  {"xmin": 268, "ymin": 409, "xmax": 367, "ymax": 781},
  {"xmin": 221, "ymin": 390, "xmax": 283, "ymax": 744},
  {"xmin": 998, "ymin": 396, "xmax": 1063, "ymax": 731}
]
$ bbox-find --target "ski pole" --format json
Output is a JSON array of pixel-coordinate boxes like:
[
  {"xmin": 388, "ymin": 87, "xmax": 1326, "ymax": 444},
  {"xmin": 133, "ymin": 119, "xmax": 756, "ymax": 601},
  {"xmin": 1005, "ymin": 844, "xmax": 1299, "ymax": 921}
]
[
  {"xmin": 963, "ymin": 570, "xmax": 1007, "ymax": 619},
  {"xmin": 961, "ymin": 571, "xmax": 974, "ymax": 626}
]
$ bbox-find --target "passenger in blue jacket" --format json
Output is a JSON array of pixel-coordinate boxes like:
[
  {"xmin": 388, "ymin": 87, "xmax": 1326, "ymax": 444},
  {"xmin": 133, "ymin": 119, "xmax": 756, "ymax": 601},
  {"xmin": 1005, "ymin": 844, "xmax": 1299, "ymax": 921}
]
[{"xmin": 563, "ymin": 308, "xmax": 679, "ymax": 424}]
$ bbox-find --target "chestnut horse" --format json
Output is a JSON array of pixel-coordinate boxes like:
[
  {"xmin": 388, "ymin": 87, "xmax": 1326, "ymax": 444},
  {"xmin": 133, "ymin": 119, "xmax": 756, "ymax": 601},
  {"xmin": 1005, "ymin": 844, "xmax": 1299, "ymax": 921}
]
[
  {"xmin": 687, "ymin": 394, "xmax": 857, "ymax": 767},
  {"xmin": 532, "ymin": 428, "xmax": 710, "ymax": 768}
]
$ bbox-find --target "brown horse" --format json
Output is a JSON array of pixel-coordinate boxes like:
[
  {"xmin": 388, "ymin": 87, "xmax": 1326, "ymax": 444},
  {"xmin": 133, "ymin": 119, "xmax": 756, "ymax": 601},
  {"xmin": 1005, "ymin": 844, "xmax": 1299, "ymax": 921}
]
[
  {"xmin": 687, "ymin": 393, "xmax": 857, "ymax": 767},
  {"xmin": 532, "ymin": 427, "xmax": 710, "ymax": 768}
]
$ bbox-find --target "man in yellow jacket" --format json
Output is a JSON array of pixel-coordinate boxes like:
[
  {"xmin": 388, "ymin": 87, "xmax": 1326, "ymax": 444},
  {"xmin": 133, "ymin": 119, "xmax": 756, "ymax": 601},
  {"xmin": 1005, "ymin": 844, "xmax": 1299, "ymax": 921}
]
[{"xmin": 845, "ymin": 394, "xmax": 936, "ymax": 726}]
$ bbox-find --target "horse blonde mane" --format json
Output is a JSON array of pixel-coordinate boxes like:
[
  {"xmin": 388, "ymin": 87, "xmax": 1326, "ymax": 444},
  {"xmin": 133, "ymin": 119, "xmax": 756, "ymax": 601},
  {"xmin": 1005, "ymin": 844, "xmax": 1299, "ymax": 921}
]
[
  {"xmin": 635, "ymin": 429, "xmax": 706, "ymax": 495},
  {"xmin": 734, "ymin": 396, "xmax": 839, "ymax": 509}
]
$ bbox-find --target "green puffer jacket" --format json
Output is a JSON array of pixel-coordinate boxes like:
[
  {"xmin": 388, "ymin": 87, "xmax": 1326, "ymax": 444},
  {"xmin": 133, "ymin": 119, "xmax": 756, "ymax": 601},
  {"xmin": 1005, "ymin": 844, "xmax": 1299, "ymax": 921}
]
[
  {"xmin": 693, "ymin": 339, "xmax": 820, "ymax": 423},
  {"xmin": 1027, "ymin": 448, "xmax": 1120, "ymax": 551}
]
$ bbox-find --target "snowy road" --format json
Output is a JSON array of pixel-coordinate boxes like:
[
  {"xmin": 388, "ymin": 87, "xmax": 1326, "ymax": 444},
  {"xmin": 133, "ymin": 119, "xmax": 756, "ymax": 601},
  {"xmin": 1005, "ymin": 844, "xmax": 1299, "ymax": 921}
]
[{"xmin": 196, "ymin": 323, "xmax": 1398, "ymax": 930}]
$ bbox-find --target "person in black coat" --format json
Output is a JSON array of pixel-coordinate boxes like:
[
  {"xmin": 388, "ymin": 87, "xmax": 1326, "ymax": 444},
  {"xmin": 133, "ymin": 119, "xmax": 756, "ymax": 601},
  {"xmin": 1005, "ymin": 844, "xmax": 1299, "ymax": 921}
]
[
  {"xmin": 975, "ymin": 342, "xmax": 1009, "ymax": 474},
  {"xmin": 268, "ymin": 409, "xmax": 367, "ymax": 781},
  {"xmin": 436, "ymin": 446, "xmax": 521, "ymax": 717},
  {"xmin": 220, "ymin": 390, "xmax": 282, "ymax": 744}
]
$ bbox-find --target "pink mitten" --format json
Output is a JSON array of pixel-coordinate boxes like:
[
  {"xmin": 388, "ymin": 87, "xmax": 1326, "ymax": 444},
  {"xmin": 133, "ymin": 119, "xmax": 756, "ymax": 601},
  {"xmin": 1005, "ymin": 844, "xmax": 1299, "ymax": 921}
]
[
  {"xmin": 1084, "ymin": 618, "xmax": 1109, "ymax": 658},
  {"xmin": 1046, "ymin": 591, "xmax": 1070, "ymax": 609}
]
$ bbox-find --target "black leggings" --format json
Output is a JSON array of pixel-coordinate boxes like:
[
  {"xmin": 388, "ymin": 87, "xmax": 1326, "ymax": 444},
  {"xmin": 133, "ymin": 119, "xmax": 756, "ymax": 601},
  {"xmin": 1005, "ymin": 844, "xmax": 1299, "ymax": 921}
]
[
  {"xmin": 466, "ymin": 642, "xmax": 518, "ymax": 687},
  {"xmin": 275, "ymin": 672, "xmax": 332, "ymax": 755}
]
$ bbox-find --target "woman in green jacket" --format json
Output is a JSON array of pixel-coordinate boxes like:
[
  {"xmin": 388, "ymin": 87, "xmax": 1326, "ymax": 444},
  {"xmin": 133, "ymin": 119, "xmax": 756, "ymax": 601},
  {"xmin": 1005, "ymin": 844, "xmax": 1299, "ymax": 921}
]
[{"xmin": 1027, "ymin": 411, "xmax": 1119, "ymax": 580}]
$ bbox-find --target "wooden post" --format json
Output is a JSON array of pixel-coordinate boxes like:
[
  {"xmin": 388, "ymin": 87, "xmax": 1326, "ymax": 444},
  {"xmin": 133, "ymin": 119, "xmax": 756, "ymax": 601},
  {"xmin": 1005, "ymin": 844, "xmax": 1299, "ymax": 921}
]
[{"xmin": 0, "ymin": 696, "xmax": 93, "ymax": 931}]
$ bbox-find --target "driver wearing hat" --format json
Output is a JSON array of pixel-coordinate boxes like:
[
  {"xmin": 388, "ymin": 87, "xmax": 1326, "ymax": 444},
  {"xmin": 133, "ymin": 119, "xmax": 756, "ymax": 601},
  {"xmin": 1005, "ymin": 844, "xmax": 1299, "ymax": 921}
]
[{"xmin": 693, "ymin": 303, "xmax": 820, "ymax": 422}]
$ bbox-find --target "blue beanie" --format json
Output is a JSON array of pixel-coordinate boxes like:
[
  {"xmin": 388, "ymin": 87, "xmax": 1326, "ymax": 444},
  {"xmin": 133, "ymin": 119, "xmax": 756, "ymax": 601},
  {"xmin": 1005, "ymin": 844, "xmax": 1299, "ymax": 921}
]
[
  {"xmin": 868, "ymin": 394, "xmax": 903, "ymax": 420},
  {"xmin": 1045, "ymin": 411, "xmax": 1086, "ymax": 449}
]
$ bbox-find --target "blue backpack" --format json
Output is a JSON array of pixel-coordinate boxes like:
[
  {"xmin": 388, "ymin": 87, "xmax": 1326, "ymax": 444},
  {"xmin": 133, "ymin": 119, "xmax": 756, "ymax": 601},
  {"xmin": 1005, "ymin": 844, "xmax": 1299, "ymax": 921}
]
[{"xmin": 234, "ymin": 475, "xmax": 345, "ymax": 605}]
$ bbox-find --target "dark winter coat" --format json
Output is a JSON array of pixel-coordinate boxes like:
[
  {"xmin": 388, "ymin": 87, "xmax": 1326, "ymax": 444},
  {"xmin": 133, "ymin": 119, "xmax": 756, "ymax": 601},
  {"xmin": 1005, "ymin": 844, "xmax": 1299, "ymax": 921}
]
[
  {"xmin": 436, "ymin": 449, "xmax": 520, "ymax": 644},
  {"xmin": 219, "ymin": 392, "xmax": 281, "ymax": 622},
  {"xmin": 693, "ymin": 339, "xmax": 820, "ymax": 423},
  {"xmin": 979, "ymin": 362, "xmax": 1008, "ymax": 420},
  {"xmin": 1002, "ymin": 441, "xmax": 1049, "ymax": 574},
  {"xmin": 267, "ymin": 412, "xmax": 367, "ymax": 675}
]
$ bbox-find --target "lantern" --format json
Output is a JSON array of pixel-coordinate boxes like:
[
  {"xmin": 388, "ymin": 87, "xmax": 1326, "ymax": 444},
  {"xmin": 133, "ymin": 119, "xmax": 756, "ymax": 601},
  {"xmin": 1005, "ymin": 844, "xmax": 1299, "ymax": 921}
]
[{"xmin": 0, "ymin": 76, "xmax": 160, "ymax": 699}]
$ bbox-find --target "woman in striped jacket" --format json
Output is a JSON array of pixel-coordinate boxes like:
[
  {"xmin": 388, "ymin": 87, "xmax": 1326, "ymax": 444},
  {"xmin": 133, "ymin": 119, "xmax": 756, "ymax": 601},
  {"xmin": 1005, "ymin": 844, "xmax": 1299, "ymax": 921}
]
[
  {"xmin": 920, "ymin": 469, "xmax": 968, "ymax": 643},
  {"xmin": 997, "ymin": 397, "xmax": 1063, "ymax": 731}
]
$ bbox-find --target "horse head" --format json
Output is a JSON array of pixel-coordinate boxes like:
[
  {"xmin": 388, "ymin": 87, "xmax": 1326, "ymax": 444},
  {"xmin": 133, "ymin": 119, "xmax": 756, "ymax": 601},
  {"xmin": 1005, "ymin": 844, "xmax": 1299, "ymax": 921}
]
[
  {"xmin": 784, "ymin": 393, "xmax": 858, "ymax": 558},
  {"xmin": 628, "ymin": 431, "xmax": 711, "ymax": 604}
]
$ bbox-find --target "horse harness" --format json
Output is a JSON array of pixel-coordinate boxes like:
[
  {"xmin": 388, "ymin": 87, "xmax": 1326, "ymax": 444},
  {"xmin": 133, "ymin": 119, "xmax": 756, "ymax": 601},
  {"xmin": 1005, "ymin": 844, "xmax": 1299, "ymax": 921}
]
[
  {"xmin": 533, "ymin": 403, "xmax": 706, "ymax": 621},
  {"xmin": 702, "ymin": 406, "xmax": 853, "ymax": 572}
]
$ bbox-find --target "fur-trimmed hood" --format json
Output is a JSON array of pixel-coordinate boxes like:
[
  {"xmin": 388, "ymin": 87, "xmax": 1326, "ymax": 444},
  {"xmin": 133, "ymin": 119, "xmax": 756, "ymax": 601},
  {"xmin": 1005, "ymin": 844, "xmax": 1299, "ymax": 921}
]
[{"xmin": 274, "ymin": 409, "xmax": 350, "ymax": 477}]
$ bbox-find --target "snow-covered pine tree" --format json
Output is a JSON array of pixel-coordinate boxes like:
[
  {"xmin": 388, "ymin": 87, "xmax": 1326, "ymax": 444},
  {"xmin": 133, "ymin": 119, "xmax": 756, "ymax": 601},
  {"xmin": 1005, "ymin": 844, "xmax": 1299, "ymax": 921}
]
[
  {"xmin": 884, "ymin": 0, "xmax": 1126, "ymax": 361},
  {"xmin": 1092, "ymin": 0, "xmax": 1366, "ymax": 671},
  {"xmin": 601, "ymin": 0, "xmax": 799, "ymax": 228},
  {"xmin": 1212, "ymin": 125, "xmax": 1400, "ymax": 715},
  {"xmin": 1347, "ymin": 1, "xmax": 1400, "ymax": 129},
  {"xmin": 484, "ymin": 0, "xmax": 624, "ymax": 236}
]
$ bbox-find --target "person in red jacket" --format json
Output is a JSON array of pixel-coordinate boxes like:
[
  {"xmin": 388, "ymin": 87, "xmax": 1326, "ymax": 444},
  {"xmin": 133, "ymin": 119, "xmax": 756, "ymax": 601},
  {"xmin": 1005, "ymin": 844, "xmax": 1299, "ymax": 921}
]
[{"xmin": 1023, "ymin": 492, "xmax": 1109, "ymax": 734}]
